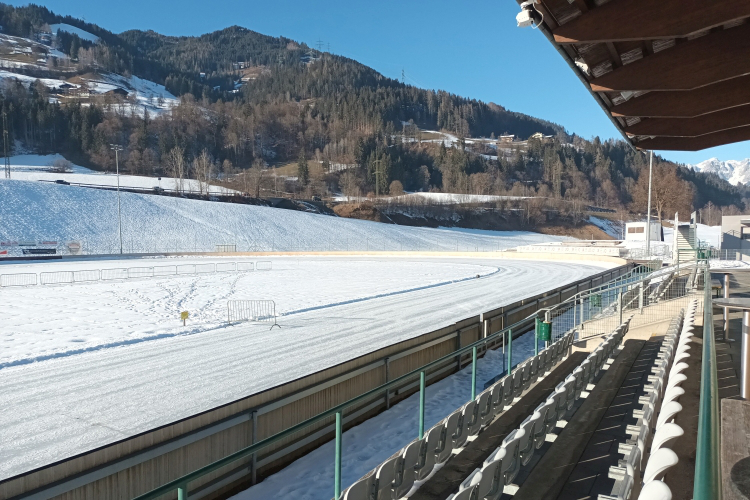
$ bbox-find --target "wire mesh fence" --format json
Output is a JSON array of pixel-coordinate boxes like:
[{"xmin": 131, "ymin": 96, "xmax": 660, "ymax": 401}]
[
  {"xmin": 0, "ymin": 273, "xmax": 38, "ymax": 287},
  {"xmin": 39, "ymin": 271, "xmax": 74, "ymax": 285},
  {"xmin": 128, "ymin": 267, "xmax": 155, "ymax": 279},
  {"xmin": 216, "ymin": 262, "xmax": 237, "ymax": 272},
  {"xmin": 237, "ymin": 262, "xmax": 255, "ymax": 272},
  {"xmin": 177, "ymin": 264, "xmax": 196, "ymax": 275},
  {"xmin": 72, "ymin": 270, "xmax": 101, "ymax": 282},
  {"xmin": 227, "ymin": 300, "xmax": 279, "ymax": 327},
  {"xmin": 195, "ymin": 263, "xmax": 215, "ymax": 274},
  {"xmin": 154, "ymin": 265, "xmax": 177, "ymax": 277},
  {"xmin": 101, "ymin": 268, "xmax": 129, "ymax": 280},
  {"xmin": 543, "ymin": 263, "xmax": 703, "ymax": 342},
  {"xmin": 256, "ymin": 261, "xmax": 273, "ymax": 271}
]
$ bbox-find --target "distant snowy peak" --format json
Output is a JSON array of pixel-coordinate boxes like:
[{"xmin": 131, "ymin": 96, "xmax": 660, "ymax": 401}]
[
  {"xmin": 690, "ymin": 157, "xmax": 750, "ymax": 186},
  {"xmin": 49, "ymin": 24, "xmax": 100, "ymax": 43}
]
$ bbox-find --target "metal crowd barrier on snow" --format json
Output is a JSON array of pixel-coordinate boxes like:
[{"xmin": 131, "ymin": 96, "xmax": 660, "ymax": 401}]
[{"xmin": 0, "ymin": 261, "xmax": 265, "ymax": 288}]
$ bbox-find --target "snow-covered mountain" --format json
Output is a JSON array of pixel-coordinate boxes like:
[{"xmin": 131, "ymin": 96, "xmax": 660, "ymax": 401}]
[{"xmin": 689, "ymin": 158, "xmax": 750, "ymax": 186}]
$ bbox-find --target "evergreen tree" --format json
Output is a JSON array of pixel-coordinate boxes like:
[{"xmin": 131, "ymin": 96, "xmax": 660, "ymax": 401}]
[{"xmin": 297, "ymin": 149, "xmax": 309, "ymax": 186}]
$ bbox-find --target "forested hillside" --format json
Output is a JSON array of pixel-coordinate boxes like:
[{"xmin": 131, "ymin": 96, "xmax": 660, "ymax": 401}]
[{"xmin": 0, "ymin": 2, "xmax": 747, "ymax": 224}]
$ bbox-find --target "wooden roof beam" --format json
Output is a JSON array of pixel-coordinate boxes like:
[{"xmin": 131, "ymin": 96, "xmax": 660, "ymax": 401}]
[
  {"xmin": 590, "ymin": 24, "xmax": 750, "ymax": 91},
  {"xmin": 554, "ymin": 0, "xmax": 750, "ymax": 43},
  {"xmin": 635, "ymin": 125, "xmax": 750, "ymax": 151},
  {"xmin": 611, "ymin": 74, "xmax": 750, "ymax": 118},
  {"xmin": 625, "ymin": 104, "xmax": 750, "ymax": 137}
]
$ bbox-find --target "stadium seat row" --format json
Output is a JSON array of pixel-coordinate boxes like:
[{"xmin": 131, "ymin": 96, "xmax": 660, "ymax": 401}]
[
  {"xmin": 341, "ymin": 329, "xmax": 579, "ymax": 500},
  {"xmin": 600, "ymin": 300, "xmax": 697, "ymax": 500},
  {"xmin": 448, "ymin": 318, "xmax": 632, "ymax": 500}
]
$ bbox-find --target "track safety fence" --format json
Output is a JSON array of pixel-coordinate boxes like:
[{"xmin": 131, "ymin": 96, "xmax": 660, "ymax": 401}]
[
  {"xmin": 0, "ymin": 273, "xmax": 37, "ymax": 287},
  {"xmin": 256, "ymin": 261, "xmax": 273, "ymax": 271},
  {"xmin": 227, "ymin": 300, "xmax": 280, "ymax": 329},
  {"xmin": 0, "ymin": 260, "xmax": 268, "ymax": 288}
]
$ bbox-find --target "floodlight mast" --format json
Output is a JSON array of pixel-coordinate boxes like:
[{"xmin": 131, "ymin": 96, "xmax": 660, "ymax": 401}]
[{"xmin": 110, "ymin": 144, "xmax": 124, "ymax": 254}]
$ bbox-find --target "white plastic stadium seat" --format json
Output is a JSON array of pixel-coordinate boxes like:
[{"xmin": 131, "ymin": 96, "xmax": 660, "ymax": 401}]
[
  {"xmin": 650, "ymin": 423, "xmax": 683, "ymax": 453},
  {"xmin": 342, "ymin": 474, "xmax": 374, "ymax": 500},
  {"xmin": 637, "ymin": 479, "xmax": 672, "ymax": 500},
  {"xmin": 641, "ymin": 448, "xmax": 679, "ymax": 484},
  {"xmin": 395, "ymin": 438, "xmax": 424, "ymax": 497},
  {"xmin": 374, "ymin": 455, "xmax": 402, "ymax": 500}
]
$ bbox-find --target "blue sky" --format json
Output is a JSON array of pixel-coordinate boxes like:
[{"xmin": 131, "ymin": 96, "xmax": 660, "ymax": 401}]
[{"xmin": 12, "ymin": 0, "xmax": 748, "ymax": 164}]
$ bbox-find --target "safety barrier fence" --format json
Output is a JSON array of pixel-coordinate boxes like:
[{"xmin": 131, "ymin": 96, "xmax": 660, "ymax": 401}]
[
  {"xmin": 227, "ymin": 300, "xmax": 278, "ymax": 325},
  {"xmin": 2, "ymin": 263, "xmax": 636, "ymax": 500},
  {"xmin": 0, "ymin": 273, "xmax": 37, "ymax": 287},
  {"xmin": 0, "ymin": 261, "xmax": 272, "ymax": 288}
]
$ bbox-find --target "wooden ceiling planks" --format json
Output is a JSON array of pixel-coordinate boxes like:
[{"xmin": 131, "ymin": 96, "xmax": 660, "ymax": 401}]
[
  {"xmin": 635, "ymin": 126, "xmax": 750, "ymax": 151},
  {"xmin": 589, "ymin": 23, "xmax": 750, "ymax": 92},
  {"xmin": 553, "ymin": 0, "xmax": 750, "ymax": 43},
  {"xmin": 520, "ymin": 0, "xmax": 750, "ymax": 150},
  {"xmin": 611, "ymin": 75, "xmax": 750, "ymax": 118},
  {"xmin": 625, "ymin": 104, "xmax": 750, "ymax": 137}
]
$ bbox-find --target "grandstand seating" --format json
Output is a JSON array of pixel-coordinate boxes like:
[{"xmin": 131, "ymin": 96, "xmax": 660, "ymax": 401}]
[
  {"xmin": 599, "ymin": 300, "xmax": 698, "ymax": 500},
  {"xmin": 341, "ymin": 328, "xmax": 582, "ymax": 500}
]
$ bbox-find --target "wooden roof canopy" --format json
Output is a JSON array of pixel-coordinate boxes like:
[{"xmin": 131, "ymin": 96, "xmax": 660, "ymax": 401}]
[{"xmin": 517, "ymin": 0, "xmax": 750, "ymax": 151}]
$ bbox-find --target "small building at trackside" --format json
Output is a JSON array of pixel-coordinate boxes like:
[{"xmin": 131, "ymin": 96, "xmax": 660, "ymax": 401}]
[
  {"xmin": 624, "ymin": 221, "xmax": 663, "ymax": 242},
  {"xmin": 721, "ymin": 215, "xmax": 750, "ymax": 259}
]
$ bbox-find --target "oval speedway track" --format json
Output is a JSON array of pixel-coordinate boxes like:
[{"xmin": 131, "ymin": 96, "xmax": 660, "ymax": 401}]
[{"xmin": 0, "ymin": 255, "xmax": 611, "ymax": 480}]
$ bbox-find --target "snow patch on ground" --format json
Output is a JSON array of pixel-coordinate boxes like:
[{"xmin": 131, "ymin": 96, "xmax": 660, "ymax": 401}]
[
  {"xmin": 49, "ymin": 24, "xmax": 100, "ymax": 43},
  {"xmin": 5, "ymin": 154, "xmax": 237, "ymax": 199}
]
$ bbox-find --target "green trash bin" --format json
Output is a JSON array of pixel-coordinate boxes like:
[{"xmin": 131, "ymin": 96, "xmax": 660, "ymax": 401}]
[
  {"xmin": 537, "ymin": 319, "xmax": 551, "ymax": 342},
  {"xmin": 591, "ymin": 294, "xmax": 602, "ymax": 308}
]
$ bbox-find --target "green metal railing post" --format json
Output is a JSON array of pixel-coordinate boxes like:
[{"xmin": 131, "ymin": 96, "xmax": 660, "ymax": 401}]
[
  {"xmin": 507, "ymin": 329, "xmax": 513, "ymax": 376},
  {"xmin": 419, "ymin": 371, "xmax": 425, "ymax": 438},
  {"xmin": 471, "ymin": 346, "xmax": 477, "ymax": 400},
  {"xmin": 694, "ymin": 265, "xmax": 722, "ymax": 500},
  {"xmin": 177, "ymin": 484, "xmax": 188, "ymax": 500},
  {"xmin": 334, "ymin": 411, "xmax": 343, "ymax": 500}
]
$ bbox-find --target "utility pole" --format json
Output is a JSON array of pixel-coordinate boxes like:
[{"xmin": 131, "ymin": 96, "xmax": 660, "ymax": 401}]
[
  {"xmin": 372, "ymin": 159, "xmax": 383, "ymax": 198},
  {"xmin": 646, "ymin": 150, "xmax": 653, "ymax": 259},
  {"xmin": 402, "ymin": 69, "xmax": 405, "ymax": 84},
  {"xmin": 316, "ymin": 39, "xmax": 324, "ymax": 52},
  {"xmin": 3, "ymin": 112, "xmax": 9, "ymax": 179},
  {"xmin": 110, "ymin": 144, "xmax": 124, "ymax": 254}
]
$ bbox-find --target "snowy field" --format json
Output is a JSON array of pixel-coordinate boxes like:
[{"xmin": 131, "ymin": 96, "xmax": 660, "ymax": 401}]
[
  {"xmin": 4, "ymin": 154, "xmax": 236, "ymax": 197},
  {"xmin": 0, "ymin": 255, "xmax": 611, "ymax": 480},
  {"xmin": 0, "ymin": 179, "xmax": 569, "ymax": 256}
]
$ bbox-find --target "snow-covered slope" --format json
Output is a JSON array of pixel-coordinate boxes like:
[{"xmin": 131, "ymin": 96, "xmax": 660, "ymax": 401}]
[
  {"xmin": 690, "ymin": 158, "xmax": 750, "ymax": 186},
  {"xmin": 6, "ymin": 154, "xmax": 237, "ymax": 197},
  {"xmin": 49, "ymin": 23, "xmax": 100, "ymax": 43},
  {"xmin": 0, "ymin": 179, "xmax": 568, "ymax": 255}
]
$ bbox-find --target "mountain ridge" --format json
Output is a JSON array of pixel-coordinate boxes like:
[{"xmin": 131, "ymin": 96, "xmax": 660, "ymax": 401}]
[{"xmin": 690, "ymin": 158, "xmax": 750, "ymax": 186}]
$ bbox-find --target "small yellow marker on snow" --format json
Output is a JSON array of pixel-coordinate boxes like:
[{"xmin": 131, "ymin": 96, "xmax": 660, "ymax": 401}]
[{"xmin": 181, "ymin": 311, "xmax": 189, "ymax": 326}]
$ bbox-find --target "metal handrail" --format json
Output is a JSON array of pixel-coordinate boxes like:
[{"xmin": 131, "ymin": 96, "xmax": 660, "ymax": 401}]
[
  {"xmin": 133, "ymin": 302, "xmax": 543, "ymax": 500},
  {"xmin": 693, "ymin": 263, "xmax": 722, "ymax": 499}
]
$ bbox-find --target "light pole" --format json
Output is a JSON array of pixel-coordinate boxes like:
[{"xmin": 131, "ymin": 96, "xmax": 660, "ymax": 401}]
[
  {"xmin": 646, "ymin": 150, "xmax": 653, "ymax": 259},
  {"xmin": 110, "ymin": 144, "xmax": 124, "ymax": 254}
]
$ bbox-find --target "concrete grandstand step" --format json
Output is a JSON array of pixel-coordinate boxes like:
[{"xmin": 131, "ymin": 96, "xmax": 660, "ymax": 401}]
[{"xmin": 512, "ymin": 337, "xmax": 647, "ymax": 500}]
